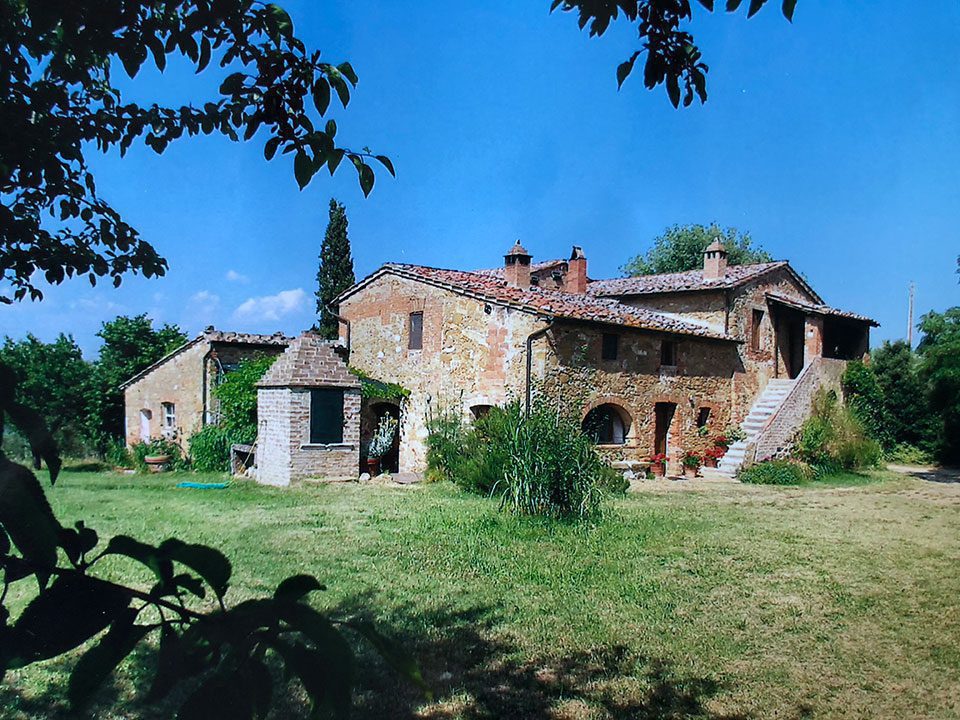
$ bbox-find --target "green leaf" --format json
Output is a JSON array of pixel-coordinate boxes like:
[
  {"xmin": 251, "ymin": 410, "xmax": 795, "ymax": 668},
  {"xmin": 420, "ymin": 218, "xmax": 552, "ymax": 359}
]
[
  {"xmin": 219, "ymin": 72, "xmax": 246, "ymax": 95},
  {"xmin": 354, "ymin": 160, "xmax": 374, "ymax": 197},
  {"xmin": 725, "ymin": 0, "xmax": 743, "ymax": 10},
  {"xmin": 173, "ymin": 572, "xmax": 206, "ymax": 599},
  {"xmin": 337, "ymin": 62, "xmax": 358, "ymax": 86},
  {"xmin": 160, "ymin": 539, "xmax": 231, "ymax": 599},
  {"xmin": 266, "ymin": 4, "xmax": 294, "ymax": 38},
  {"xmin": 345, "ymin": 620, "xmax": 431, "ymax": 699},
  {"xmin": 328, "ymin": 72, "xmax": 350, "ymax": 108},
  {"xmin": 263, "ymin": 137, "xmax": 281, "ymax": 161},
  {"xmin": 197, "ymin": 37, "xmax": 211, "ymax": 73},
  {"xmin": 374, "ymin": 155, "xmax": 396, "ymax": 177},
  {"xmin": 68, "ymin": 611, "xmax": 149, "ymax": 711},
  {"xmin": 104, "ymin": 535, "xmax": 172, "ymax": 586},
  {"xmin": 747, "ymin": 0, "xmax": 766, "ymax": 17},
  {"xmin": 0, "ymin": 526, "xmax": 9, "ymax": 555},
  {"xmin": 0, "ymin": 456, "xmax": 61, "ymax": 588},
  {"xmin": 4, "ymin": 401, "xmax": 62, "ymax": 483},
  {"xmin": 312, "ymin": 78, "xmax": 331, "ymax": 115},
  {"xmin": 272, "ymin": 639, "xmax": 352, "ymax": 719},
  {"xmin": 325, "ymin": 119, "xmax": 337, "ymax": 138},
  {"xmin": 274, "ymin": 574, "xmax": 324, "ymax": 603},
  {"xmin": 7, "ymin": 575, "xmax": 129, "ymax": 668},
  {"xmin": 781, "ymin": 0, "xmax": 797, "ymax": 21},
  {"xmin": 178, "ymin": 672, "xmax": 254, "ymax": 720},
  {"xmin": 327, "ymin": 149, "xmax": 344, "ymax": 175},
  {"xmin": 146, "ymin": 626, "xmax": 187, "ymax": 702},
  {"xmin": 294, "ymin": 150, "xmax": 315, "ymax": 190},
  {"xmin": 616, "ymin": 51, "xmax": 640, "ymax": 89}
]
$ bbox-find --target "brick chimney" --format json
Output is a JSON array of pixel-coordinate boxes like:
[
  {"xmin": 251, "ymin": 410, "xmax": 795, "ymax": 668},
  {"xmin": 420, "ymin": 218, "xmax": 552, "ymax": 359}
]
[
  {"xmin": 504, "ymin": 240, "xmax": 532, "ymax": 288},
  {"xmin": 565, "ymin": 246, "xmax": 588, "ymax": 294},
  {"xmin": 703, "ymin": 238, "xmax": 728, "ymax": 280}
]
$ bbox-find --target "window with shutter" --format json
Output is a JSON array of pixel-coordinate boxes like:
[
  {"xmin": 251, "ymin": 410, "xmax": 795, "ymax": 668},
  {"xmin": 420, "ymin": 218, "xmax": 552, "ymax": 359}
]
[{"xmin": 309, "ymin": 389, "xmax": 344, "ymax": 444}]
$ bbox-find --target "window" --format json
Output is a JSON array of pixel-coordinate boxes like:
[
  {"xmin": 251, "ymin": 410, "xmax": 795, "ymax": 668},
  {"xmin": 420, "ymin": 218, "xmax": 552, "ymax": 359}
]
[
  {"xmin": 582, "ymin": 405, "xmax": 630, "ymax": 445},
  {"xmin": 696, "ymin": 407, "xmax": 711, "ymax": 429},
  {"xmin": 470, "ymin": 404, "xmax": 493, "ymax": 421},
  {"xmin": 309, "ymin": 389, "xmax": 344, "ymax": 444},
  {"xmin": 751, "ymin": 309, "xmax": 764, "ymax": 351},
  {"xmin": 161, "ymin": 402, "xmax": 176, "ymax": 431},
  {"xmin": 660, "ymin": 340, "xmax": 678, "ymax": 368},
  {"xmin": 408, "ymin": 311, "xmax": 423, "ymax": 350},
  {"xmin": 601, "ymin": 333, "xmax": 619, "ymax": 361}
]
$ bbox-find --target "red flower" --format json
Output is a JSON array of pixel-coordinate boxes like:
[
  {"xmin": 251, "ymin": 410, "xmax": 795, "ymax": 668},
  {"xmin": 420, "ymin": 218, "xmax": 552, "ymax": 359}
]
[{"xmin": 650, "ymin": 453, "xmax": 669, "ymax": 464}]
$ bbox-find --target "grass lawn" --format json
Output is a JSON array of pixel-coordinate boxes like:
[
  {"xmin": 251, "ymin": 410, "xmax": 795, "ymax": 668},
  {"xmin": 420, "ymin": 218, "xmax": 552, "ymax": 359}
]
[{"xmin": 3, "ymin": 468, "xmax": 959, "ymax": 719}]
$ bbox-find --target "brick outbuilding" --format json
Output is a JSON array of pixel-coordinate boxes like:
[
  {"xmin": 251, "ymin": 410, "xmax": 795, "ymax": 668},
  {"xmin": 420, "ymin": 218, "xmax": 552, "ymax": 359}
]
[{"xmin": 255, "ymin": 332, "xmax": 361, "ymax": 486}]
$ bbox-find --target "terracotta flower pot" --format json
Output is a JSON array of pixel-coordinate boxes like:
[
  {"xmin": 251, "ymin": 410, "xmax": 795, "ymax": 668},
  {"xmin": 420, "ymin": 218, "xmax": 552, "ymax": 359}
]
[
  {"xmin": 683, "ymin": 466, "xmax": 699, "ymax": 479},
  {"xmin": 704, "ymin": 457, "xmax": 718, "ymax": 468},
  {"xmin": 366, "ymin": 458, "xmax": 381, "ymax": 476},
  {"xmin": 651, "ymin": 462, "xmax": 665, "ymax": 477},
  {"xmin": 144, "ymin": 455, "xmax": 170, "ymax": 473}
]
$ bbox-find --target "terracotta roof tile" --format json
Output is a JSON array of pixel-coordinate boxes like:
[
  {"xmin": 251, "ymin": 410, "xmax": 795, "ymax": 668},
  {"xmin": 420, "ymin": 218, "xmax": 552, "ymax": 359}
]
[
  {"xmin": 374, "ymin": 264, "xmax": 734, "ymax": 341},
  {"xmin": 258, "ymin": 333, "xmax": 360, "ymax": 388},
  {"xmin": 586, "ymin": 262, "xmax": 791, "ymax": 297}
]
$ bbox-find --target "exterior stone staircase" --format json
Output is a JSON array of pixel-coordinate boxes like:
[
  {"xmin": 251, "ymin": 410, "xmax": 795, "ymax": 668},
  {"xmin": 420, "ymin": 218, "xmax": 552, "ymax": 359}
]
[{"xmin": 700, "ymin": 378, "xmax": 796, "ymax": 481}]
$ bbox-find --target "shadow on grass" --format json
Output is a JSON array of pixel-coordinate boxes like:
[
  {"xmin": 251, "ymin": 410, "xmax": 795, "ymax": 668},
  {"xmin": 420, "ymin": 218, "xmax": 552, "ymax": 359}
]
[{"xmin": 1, "ymin": 595, "xmax": 815, "ymax": 720}]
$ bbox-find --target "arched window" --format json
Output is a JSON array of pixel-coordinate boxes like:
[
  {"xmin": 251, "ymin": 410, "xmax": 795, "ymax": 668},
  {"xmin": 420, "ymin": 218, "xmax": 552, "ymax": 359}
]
[
  {"xmin": 470, "ymin": 404, "xmax": 494, "ymax": 421},
  {"xmin": 582, "ymin": 404, "xmax": 630, "ymax": 445}
]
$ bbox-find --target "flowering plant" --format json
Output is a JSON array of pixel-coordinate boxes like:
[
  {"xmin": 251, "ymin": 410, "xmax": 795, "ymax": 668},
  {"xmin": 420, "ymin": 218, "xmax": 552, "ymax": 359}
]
[
  {"xmin": 713, "ymin": 435, "xmax": 729, "ymax": 449},
  {"xmin": 682, "ymin": 452, "xmax": 702, "ymax": 469},
  {"xmin": 649, "ymin": 453, "xmax": 669, "ymax": 465},
  {"xmin": 704, "ymin": 446, "xmax": 725, "ymax": 460}
]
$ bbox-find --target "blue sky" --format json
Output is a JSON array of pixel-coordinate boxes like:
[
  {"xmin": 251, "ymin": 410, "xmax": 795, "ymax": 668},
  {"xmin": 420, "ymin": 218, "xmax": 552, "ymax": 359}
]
[{"xmin": 3, "ymin": 1, "xmax": 958, "ymax": 356}]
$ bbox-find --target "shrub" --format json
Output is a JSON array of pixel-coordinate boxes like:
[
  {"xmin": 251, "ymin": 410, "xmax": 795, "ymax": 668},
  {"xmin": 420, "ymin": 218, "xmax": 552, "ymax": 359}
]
[
  {"xmin": 885, "ymin": 443, "xmax": 934, "ymax": 465},
  {"xmin": 213, "ymin": 355, "xmax": 278, "ymax": 444},
  {"xmin": 425, "ymin": 400, "xmax": 624, "ymax": 518},
  {"xmin": 796, "ymin": 390, "xmax": 881, "ymax": 475},
  {"xmin": 740, "ymin": 459, "xmax": 811, "ymax": 485},
  {"xmin": 130, "ymin": 437, "xmax": 187, "ymax": 473},
  {"xmin": 842, "ymin": 361, "xmax": 893, "ymax": 448},
  {"xmin": 104, "ymin": 438, "xmax": 133, "ymax": 469},
  {"xmin": 424, "ymin": 405, "xmax": 468, "ymax": 483},
  {"xmin": 189, "ymin": 425, "xmax": 234, "ymax": 472}
]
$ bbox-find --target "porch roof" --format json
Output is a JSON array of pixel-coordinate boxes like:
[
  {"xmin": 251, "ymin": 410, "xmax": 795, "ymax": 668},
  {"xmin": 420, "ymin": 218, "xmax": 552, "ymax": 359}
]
[{"xmin": 765, "ymin": 292, "xmax": 879, "ymax": 327}]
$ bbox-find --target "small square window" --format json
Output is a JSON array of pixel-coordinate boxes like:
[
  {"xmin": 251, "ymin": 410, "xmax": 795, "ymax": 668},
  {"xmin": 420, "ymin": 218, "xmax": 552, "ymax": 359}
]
[
  {"xmin": 660, "ymin": 340, "xmax": 678, "ymax": 368},
  {"xmin": 601, "ymin": 333, "xmax": 619, "ymax": 361},
  {"xmin": 751, "ymin": 309, "xmax": 764, "ymax": 351},
  {"xmin": 408, "ymin": 312, "xmax": 423, "ymax": 350},
  {"xmin": 310, "ymin": 389, "xmax": 344, "ymax": 444}
]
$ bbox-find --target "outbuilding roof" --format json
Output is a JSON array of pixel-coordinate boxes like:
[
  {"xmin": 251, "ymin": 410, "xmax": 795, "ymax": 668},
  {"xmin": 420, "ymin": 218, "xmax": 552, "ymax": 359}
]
[
  {"xmin": 586, "ymin": 261, "xmax": 824, "ymax": 304},
  {"xmin": 120, "ymin": 327, "xmax": 291, "ymax": 390},
  {"xmin": 338, "ymin": 264, "xmax": 736, "ymax": 341},
  {"xmin": 257, "ymin": 333, "xmax": 359, "ymax": 388}
]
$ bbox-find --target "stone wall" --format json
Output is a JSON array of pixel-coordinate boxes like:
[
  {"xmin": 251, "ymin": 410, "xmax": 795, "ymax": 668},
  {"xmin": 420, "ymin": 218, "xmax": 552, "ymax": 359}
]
[
  {"xmin": 620, "ymin": 290, "xmax": 726, "ymax": 330},
  {"xmin": 540, "ymin": 324, "xmax": 736, "ymax": 473},
  {"xmin": 340, "ymin": 274, "xmax": 543, "ymax": 471},
  {"xmin": 750, "ymin": 357, "xmax": 846, "ymax": 463},
  {"xmin": 123, "ymin": 340, "xmax": 207, "ymax": 447}
]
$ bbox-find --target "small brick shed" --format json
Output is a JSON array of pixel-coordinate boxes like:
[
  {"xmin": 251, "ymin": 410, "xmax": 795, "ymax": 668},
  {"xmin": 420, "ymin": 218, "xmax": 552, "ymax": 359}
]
[{"xmin": 255, "ymin": 332, "xmax": 361, "ymax": 486}]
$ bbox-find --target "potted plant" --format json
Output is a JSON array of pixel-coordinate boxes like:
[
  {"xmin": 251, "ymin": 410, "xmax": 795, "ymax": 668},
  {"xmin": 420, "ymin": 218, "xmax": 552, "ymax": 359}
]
[
  {"xmin": 649, "ymin": 453, "xmax": 668, "ymax": 477},
  {"xmin": 366, "ymin": 414, "xmax": 398, "ymax": 476},
  {"xmin": 713, "ymin": 434, "xmax": 729, "ymax": 454},
  {"xmin": 703, "ymin": 446, "xmax": 724, "ymax": 468},
  {"xmin": 682, "ymin": 452, "xmax": 701, "ymax": 479}
]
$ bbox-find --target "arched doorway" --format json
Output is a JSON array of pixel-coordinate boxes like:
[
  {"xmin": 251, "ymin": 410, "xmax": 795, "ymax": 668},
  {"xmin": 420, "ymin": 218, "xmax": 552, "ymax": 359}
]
[
  {"xmin": 470, "ymin": 404, "xmax": 494, "ymax": 421},
  {"xmin": 582, "ymin": 404, "xmax": 631, "ymax": 445},
  {"xmin": 367, "ymin": 402, "xmax": 401, "ymax": 473}
]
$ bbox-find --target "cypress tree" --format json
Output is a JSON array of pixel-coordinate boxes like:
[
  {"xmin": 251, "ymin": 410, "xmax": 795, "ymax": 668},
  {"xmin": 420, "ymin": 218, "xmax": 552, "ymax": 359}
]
[{"xmin": 314, "ymin": 199, "xmax": 356, "ymax": 339}]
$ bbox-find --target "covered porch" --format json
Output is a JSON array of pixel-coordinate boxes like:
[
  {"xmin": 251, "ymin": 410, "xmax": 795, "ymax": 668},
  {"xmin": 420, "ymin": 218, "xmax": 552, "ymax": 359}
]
[{"xmin": 767, "ymin": 293, "xmax": 878, "ymax": 379}]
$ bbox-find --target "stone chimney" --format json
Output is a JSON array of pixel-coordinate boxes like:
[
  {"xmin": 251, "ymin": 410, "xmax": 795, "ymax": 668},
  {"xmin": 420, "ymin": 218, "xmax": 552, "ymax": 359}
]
[
  {"xmin": 504, "ymin": 240, "xmax": 532, "ymax": 288},
  {"xmin": 565, "ymin": 246, "xmax": 588, "ymax": 294},
  {"xmin": 703, "ymin": 238, "xmax": 728, "ymax": 280}
]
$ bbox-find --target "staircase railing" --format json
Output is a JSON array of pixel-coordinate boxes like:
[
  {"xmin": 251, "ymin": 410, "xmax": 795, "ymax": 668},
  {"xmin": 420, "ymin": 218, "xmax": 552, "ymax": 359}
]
[{"xmin": 743, "ymin": 358, "xmax": 847, "ymax": 467}]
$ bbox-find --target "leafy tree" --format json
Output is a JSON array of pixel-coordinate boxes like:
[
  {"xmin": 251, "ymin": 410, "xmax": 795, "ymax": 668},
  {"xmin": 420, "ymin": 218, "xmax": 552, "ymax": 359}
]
[
  {"xmin": 552, "ymin": 0, "xmax": 797, "ymax": 107},
  {"xmin": 917, "ymin": 308, "xmax": 960, "ymax": 465},
  {"xmin": 1, "ymin": 0, "xmax": 393, "ymax": 303},
  {"xmin": 841, "ymin": 360, "xmax": 892, "ymax": 450},
  {"xmin": 314, "ymin": 199, "xmax": 356, "ymax": 339},
  {"xmin": 622, "ymin": 223, "xmax": 773, "ymax": 276},
  {"xmin": 213, "ymin": 354, "xmax": 277, "ymax": 444},
  {"xmin": 88, "ymin": 315, "xmax": 187, "ymax": 449},
  {"xmin": 871, "ymin": 340, "xmax": 938, "ymax": 453},
  {"xmin": 0, "ymin": 334, "xmax": 94, "ymax": 456}
]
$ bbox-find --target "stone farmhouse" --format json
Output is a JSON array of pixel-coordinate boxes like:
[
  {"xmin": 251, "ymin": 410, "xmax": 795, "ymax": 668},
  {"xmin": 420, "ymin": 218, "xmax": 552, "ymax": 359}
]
[
  {"xmin": 122, "ymin": 327, "xmax": 290, "ymax": 445},
  {"xmin": 336, "ymin": 240, "xmax": 877, "ymax": 478}
]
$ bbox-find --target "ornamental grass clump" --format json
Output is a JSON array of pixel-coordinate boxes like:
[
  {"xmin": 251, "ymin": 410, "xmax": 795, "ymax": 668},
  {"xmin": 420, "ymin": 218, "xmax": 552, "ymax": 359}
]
[{"xmin": 796, "ymin": 389, "xmax": 881, "ymax": 477}]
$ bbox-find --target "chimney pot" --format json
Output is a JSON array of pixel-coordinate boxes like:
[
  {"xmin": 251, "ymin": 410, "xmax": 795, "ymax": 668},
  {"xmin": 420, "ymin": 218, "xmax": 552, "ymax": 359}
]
[
  {"xmin": 504, "ymin": 240, "xmax": 532, "ymax": 288},
  {"xmin": 564, "ymin": 245, "xmax": 588, "ymax": 294},
  {"xmin": 703, "ymin": 238, "xmax": 728, "ymax": 280}
]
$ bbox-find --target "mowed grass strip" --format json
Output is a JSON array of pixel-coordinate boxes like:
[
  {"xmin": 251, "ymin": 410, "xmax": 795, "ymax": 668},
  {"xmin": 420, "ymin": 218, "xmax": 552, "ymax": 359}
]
[{"xmin": 3, "ymin": 470, "xmax": 959, "ymax": 719}]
